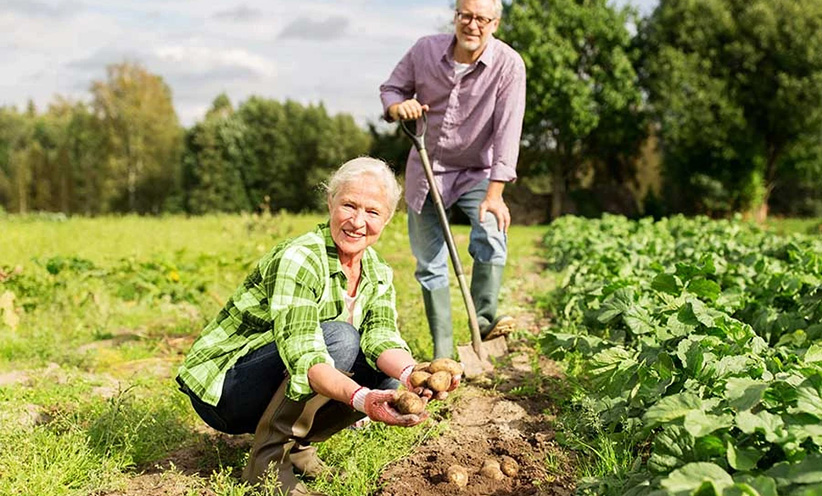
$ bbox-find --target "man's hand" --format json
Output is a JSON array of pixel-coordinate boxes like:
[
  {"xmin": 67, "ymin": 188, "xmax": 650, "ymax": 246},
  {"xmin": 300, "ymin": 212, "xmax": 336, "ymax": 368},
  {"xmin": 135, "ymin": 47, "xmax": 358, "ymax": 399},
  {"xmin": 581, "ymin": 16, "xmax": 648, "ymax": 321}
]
[
  {"xmin": 388, "ymin": 99, "xmax": 430, "ymax": 122},
  {"xmin": 479, "ymin": 181, "xmax": 510, "ymax": 234},
  {"xmin": 351, "ymin": 387, "xmax": 428, "ymax": 427}
]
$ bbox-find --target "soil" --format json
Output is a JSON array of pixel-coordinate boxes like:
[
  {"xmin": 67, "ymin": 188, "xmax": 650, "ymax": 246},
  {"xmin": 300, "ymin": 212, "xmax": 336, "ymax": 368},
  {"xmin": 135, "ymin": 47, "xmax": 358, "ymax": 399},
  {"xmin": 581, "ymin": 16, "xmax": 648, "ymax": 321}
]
[
  {"xmin": 103, "ymin": 253, "xmax": 575, "ymax": 495},
  {"xmin": 376, "ymin": 260, "xmax": 576, "ymax": 496}
]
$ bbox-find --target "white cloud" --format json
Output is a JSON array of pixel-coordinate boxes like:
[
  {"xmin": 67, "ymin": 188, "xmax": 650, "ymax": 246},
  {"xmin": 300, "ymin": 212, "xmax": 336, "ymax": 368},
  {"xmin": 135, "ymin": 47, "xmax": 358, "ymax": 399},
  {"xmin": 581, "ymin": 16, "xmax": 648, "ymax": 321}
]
[
  {"xmin": 278, "ymin": 16, "xmax": 350, "ymax": 41},
  {"xmin": 0, "ymin": 0, "xmax": 83, "ymax": 19},
  {"xmin": 212, "ymin": 5, "xmax": 262, "ymax": 22},
  {"xmin": 155, "ymin": 46, "xmax": 275, "ymax": 79}
]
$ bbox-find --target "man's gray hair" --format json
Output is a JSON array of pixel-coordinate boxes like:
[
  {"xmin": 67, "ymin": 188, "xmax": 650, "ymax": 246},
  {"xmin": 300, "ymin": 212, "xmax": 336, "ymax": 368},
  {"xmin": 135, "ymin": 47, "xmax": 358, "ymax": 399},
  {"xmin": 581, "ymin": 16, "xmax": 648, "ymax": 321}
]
[
  {"xmin": 456, "ymin": 0, "xmax": 503, "ymax": 18},
  {"xmin": 326, "ymin": 157, "xmax": 402, "ymax": 217}
]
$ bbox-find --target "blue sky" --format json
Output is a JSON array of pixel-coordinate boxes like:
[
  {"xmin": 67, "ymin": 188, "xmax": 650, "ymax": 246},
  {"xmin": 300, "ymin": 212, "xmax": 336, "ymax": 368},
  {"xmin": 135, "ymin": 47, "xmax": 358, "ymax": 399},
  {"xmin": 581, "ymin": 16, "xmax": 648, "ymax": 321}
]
[{"xmin": 0, "ymin": 0, "xmax": 658, "ymax": 127}]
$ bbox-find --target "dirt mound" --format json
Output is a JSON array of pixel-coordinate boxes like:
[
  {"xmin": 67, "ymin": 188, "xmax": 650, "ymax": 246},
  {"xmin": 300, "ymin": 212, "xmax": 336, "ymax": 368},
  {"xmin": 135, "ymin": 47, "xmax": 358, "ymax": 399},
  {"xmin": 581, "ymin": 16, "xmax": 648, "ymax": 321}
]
[{"xmin": 377, "ymin": 360, "xmax": 573, "ymax": 496}]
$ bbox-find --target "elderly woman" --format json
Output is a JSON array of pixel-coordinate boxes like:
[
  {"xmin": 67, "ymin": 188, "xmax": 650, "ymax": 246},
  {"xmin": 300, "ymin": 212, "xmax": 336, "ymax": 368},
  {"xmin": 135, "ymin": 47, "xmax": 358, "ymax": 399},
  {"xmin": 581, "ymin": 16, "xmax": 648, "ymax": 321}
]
[{"xmin": 176, "ymin": 157, "xmax": 457, "ymax": 496}]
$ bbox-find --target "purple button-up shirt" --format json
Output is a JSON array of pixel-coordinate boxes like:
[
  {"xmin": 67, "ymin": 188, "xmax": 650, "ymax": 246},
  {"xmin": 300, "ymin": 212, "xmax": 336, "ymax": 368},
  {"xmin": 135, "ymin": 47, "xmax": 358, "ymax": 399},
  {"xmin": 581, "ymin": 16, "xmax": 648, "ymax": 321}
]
[{"xmin": 380, "ymin": 33, "xmax": 526, "ymax": 214}]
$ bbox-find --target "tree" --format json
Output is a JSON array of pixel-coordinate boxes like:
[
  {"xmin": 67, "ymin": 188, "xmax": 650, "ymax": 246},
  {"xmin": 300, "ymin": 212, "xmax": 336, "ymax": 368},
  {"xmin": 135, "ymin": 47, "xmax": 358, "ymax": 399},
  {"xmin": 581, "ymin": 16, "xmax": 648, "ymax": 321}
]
[
  {"xmin": 497, "ymin": 0, "xmax": 645, "ymax": 219},
  {"xmin": 91, "ymin": 62, "xmax": 183, "ymax": 213},
  {"xmin": 0, "ymin": 106, "xmax": 34, "ymax": 213},
  {"xmin": 639, "ymin": 0, "xmax": 822, "ymax": 218},
  {"xmin": 236, "ymin": 98, "xmax": 371, "ymax": 213},
  {"xmin": 181, "ymin": 94, "xmax": 252, "ymax": 214},
  {"xmin": 367, "ymin": 122, "xmax": 410, "ymax": 176}
]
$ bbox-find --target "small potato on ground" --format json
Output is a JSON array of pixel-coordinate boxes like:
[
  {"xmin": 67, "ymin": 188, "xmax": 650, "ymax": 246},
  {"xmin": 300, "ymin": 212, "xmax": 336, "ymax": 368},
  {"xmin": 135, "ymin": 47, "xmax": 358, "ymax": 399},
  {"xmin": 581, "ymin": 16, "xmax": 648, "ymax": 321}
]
[
  {"xmin": 392, "ymin": 391, "xmax": 425, "ymax": 415},
  {"xmin": 500, "ymin": 455, "xmax": 519, "ymax": 477},
  {"xmin": 480, "ymin": 459, "xmax": 505, "ymax": 480},
  {"xmin": 446, "ymin": 465, "xmax": 469, "ymax": 487}
]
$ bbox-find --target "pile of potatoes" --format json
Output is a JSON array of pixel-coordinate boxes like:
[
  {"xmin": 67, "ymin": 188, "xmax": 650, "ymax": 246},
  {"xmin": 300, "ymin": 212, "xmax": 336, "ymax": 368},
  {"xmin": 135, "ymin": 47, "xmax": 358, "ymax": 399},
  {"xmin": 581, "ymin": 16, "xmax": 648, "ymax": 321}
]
[
  {"xmin": 446, "ymin": 456, "xmax": 519, "ymax": 488},
  {"xmin": 391, "ymin": 358, "xmax": 462, "ymax": 415}
]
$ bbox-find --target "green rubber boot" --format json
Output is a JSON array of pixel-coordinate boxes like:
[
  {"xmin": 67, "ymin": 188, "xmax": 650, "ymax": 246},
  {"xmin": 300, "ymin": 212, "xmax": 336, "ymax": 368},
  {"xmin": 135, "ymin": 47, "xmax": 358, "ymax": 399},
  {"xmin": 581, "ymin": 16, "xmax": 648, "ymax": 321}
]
[
  {"xmin": 242, "ymin": 381, "xmax": 328, "ymax": 495},
  {"xmin": 422, "ymin": 286, "xmax": 454, "ymax": 359},
  {"xmin": 471, "ymin": 262, "xmax": 516, "ymax": 340}
]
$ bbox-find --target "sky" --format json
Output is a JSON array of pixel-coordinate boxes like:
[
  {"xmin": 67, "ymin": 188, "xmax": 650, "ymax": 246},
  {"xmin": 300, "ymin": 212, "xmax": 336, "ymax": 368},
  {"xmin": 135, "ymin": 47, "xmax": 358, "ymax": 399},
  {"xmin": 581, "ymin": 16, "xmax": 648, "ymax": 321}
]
[{"xmin": 0, "ymin": 0, "xmax": 658, "ymax": 127}]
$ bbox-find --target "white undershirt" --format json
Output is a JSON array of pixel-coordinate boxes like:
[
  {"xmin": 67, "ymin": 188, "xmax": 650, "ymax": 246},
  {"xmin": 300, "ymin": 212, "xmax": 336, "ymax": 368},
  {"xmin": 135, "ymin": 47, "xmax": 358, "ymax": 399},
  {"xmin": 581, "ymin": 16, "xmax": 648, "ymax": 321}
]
[
  {"xmin": 344, "ymin": 292, "xmax": 359, "ymax": 325},
  {"xmin": 454, "ymin": 62, "xmax": 471, "ymax": 80}
]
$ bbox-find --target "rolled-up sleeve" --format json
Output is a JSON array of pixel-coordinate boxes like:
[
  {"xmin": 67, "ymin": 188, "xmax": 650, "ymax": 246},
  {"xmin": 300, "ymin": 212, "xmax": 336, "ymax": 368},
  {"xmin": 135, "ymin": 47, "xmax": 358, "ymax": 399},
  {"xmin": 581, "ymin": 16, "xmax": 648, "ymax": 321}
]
[
  {"xmin": 491, "ymin": 56, "xmax": 526, "ymax": 183},
  {"xmin": 380, "ymin": 43, "xmax": 419, "ymax": 120},
  {"xmin": 264, "ymin": 246, "xmax": 335, "ymax": 401}
]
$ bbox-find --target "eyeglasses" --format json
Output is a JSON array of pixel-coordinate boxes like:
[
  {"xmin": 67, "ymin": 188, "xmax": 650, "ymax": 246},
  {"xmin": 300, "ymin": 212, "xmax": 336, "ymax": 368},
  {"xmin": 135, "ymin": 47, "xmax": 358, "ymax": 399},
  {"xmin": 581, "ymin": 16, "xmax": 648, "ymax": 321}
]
[{"xmin": 454, "ymin": 11, "xmax": 496, "ymax": 28}]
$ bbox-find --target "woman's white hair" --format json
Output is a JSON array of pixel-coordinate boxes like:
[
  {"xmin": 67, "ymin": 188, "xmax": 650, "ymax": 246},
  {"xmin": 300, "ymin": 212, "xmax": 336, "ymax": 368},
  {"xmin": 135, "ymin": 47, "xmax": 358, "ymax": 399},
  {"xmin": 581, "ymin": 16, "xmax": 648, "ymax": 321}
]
[
  {"xmin": 456, "ymin": 0, "xmax": 503, "ymax": 18},
  {"xmin": 325, "ymin": 157, "xmax": 402, "ymax": 217}
]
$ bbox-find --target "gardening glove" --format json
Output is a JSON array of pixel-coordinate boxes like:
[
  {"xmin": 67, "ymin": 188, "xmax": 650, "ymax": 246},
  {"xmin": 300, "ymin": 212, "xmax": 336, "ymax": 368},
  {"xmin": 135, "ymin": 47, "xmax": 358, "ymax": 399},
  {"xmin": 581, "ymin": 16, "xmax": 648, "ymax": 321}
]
[
  {"xmin": 399, "ymin": 364, "xmax": 434, "ymax": 400},
  {"xmin": 350, "ymin": 387, "xmax": 428, "ymax": 427}
]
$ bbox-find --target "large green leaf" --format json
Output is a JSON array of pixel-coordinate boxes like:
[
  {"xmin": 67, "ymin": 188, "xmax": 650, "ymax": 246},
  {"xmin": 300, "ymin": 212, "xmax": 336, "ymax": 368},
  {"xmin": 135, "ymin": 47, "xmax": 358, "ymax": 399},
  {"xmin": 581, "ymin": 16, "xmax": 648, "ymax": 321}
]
[
  {"xmin": 625, "ymin": 306, "xmax": 656, "ymax": 335},
  {"xmin": 660, "ymin": 462, "xmax": 733, "ymax": 494},
  {"xmin": 805, "ymin": 344, "xmax": 822, "ymax": 364},
  {"xmin": 786, "ymin": 420, "xmax": 822, "ymax": 447},
  {"xmin": 643, "ymin": 392, "xmax": 703, "ymax": 428},
  {"xmin": 789, "ymin": 376, "xmax": 822, "ymax": 419},
  {"xmin": 653, "ymin": 273, "xmax": 682, "ymax": 295},
  {"xmin": 766, "ymin": 454, "xmax": 822, "ymax": 487},
  {"xmin": 689, "ymin": 299, "xmax": 720, "ymax": 329},
  {"xmin": 725, "ymin": 377, "xmax": 769, "ymax": 411},
  {"xmin": 683, "ymin": 410, "xmax": 732, "ymax": 438},
  {"xmin": 687, "ymin": 278, "xmax": 722, "ymax": 302},
  {"xmin": 636, "ymin": 353, "xmax": 676, "ymax": 405},
  {"xmin": 598, "ymin": 287, "xmax": 634, "ymax": 323},
  {"xmin": 735, "ymin": 410, "xmax": 787, "ymax": 444},
  {"xmin": 731, "ymin": 475, "xmax": 778, "ymax": 496},
  {"xmin": 727, "ymin": 441, "xmax": 763, "ymax": 471}
]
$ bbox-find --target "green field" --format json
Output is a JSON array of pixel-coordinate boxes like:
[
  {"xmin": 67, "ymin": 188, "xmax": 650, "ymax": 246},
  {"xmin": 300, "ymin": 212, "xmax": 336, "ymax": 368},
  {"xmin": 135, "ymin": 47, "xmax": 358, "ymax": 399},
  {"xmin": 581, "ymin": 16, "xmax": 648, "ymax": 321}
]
[
  {"xmin": 0, "ymin": 212, "xmax": 548, "ymax": 496},
  {"xmin": 3, "ymin": 213, "xmax": 821, "ymax": 496}
]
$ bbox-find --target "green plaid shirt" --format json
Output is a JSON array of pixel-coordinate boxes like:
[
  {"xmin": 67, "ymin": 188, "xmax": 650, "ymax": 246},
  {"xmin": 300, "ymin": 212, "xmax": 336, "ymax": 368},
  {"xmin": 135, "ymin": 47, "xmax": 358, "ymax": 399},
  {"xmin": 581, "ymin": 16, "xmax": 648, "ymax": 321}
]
[{"xmin": 177, "ymin": 222, "xmax": 410, "ymax": 404}]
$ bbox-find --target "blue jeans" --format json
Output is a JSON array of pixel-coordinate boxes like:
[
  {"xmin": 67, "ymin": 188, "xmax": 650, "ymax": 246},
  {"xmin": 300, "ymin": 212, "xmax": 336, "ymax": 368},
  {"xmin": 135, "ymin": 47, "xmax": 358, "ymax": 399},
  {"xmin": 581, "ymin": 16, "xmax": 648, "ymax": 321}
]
[
  {"xmin": 179, "ymin": 322, "xmax": 398, "ymax": 434},
  {"xmin": 408, "ymin": 179, "xmax": 508, "ymax": 290}
]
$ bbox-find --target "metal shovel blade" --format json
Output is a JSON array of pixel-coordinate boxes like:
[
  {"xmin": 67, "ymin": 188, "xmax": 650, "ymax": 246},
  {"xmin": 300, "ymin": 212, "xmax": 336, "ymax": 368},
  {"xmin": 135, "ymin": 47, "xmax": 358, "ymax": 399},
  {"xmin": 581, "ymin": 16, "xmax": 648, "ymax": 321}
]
[{"xmin": 458, "ymin": 336, "xmax": 508, "ymax": 378}]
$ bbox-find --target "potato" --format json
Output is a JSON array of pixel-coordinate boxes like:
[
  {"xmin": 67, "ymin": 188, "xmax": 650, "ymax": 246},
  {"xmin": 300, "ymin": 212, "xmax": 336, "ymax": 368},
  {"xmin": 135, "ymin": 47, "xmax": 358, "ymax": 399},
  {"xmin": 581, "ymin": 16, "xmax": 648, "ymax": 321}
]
[
  {"xmin": 409, "ymin": 371, "xmax": 432, "ymax": 389},
  {"xmin": 446, "ymin": 465, "xmax": 469, "ymax": 487},
  {"xmin": 479, "ymin": 459, "xmax": 504, "ymax": 480},
  {"xmin": 428, "ymin": 358, "xmax": 462, "ymax": 376},
  {"xmin": 413, "ymin": 362, "xmax": 431, "ymax": 373},
  {"xmin": 500, "ymin": 456, "xmax": 519, "ymax": 477},
  {"xmin": 392, "ymin": 391, "xmax": 425, "ymax": 415},
  {"xmin": 426, "ymin": 371, "xmax": 452, "ymax": 392}
]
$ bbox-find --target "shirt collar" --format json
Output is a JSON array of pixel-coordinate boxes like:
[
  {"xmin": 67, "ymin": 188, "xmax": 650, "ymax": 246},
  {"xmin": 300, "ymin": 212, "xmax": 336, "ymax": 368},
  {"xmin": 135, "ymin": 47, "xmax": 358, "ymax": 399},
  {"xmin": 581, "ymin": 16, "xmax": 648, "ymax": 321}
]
[
  {"xmin": 320, "ymin": 222, "xmax": 343, "ymax": 276},
  {"xmin": 443, "ymin": 35, "xmax": 497, "ymax": 68}
]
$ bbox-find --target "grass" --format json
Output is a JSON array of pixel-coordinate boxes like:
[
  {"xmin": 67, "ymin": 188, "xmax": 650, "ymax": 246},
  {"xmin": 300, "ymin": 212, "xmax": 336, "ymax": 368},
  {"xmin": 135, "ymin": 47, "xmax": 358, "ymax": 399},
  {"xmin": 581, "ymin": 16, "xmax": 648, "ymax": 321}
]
[
  {"xmin": 0, "ymin": 211, "xmax": 550, "ymax": 495},
  {"xmin": 763, "ymin": 216, "xmax": 822, "ymax": 236}
]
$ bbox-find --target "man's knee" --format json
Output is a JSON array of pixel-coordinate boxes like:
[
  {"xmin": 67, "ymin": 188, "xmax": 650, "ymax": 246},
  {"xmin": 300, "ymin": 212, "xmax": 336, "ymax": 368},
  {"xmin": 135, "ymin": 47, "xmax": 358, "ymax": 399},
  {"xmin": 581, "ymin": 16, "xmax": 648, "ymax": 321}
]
[{"xmin": 320, "ymin": 321, "xmax": 360, "ymax": 372}]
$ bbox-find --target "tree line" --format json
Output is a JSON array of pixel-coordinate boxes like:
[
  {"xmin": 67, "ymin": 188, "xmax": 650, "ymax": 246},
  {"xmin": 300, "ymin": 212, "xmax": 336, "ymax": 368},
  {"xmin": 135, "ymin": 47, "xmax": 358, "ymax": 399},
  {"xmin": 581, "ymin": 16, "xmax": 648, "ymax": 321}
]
[{"xmin": 2, "ymin": 0, "xmax": 821, "ymax": 220}]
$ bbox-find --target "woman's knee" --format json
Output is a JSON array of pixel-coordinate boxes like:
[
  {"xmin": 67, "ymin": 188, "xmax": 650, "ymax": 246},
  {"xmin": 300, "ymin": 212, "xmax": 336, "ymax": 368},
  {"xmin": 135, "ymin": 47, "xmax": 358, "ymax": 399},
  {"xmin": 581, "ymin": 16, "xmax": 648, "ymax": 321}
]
[{"xmin": 320, "ymin": 321, "xmax": 360, "ymax": 371}]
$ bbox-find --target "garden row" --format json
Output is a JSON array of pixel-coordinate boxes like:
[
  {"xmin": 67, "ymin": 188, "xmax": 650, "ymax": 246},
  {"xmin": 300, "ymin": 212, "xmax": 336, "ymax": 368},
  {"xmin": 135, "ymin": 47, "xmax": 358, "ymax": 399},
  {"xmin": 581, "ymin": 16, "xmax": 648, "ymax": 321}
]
[{"xmin": 539, "ymin": 215, "xmax": 822, "ymax": 495}]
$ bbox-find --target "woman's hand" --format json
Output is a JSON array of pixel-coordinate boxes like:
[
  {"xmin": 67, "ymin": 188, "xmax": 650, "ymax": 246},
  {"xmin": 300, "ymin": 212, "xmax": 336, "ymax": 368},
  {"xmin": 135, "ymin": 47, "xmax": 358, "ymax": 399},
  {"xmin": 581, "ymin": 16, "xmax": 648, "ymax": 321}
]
[
  {"xmin": 350, "ymin": 387, "xmax": 428, "ymax": 427},
  {"xmin": 398, "ymin": 361, "xmax": 462, "ymax": 401},
  {"xmin": 399, "ymin": 364, "xmax": 434, "ymax": 400}
]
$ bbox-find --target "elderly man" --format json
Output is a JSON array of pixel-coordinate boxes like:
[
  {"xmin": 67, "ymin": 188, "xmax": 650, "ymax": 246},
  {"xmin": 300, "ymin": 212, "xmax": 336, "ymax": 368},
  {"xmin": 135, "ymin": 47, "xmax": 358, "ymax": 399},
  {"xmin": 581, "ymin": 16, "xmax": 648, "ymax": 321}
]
[{"xmin": 380, "ymin": 0, "xmax": 526, "ymax": 358}]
